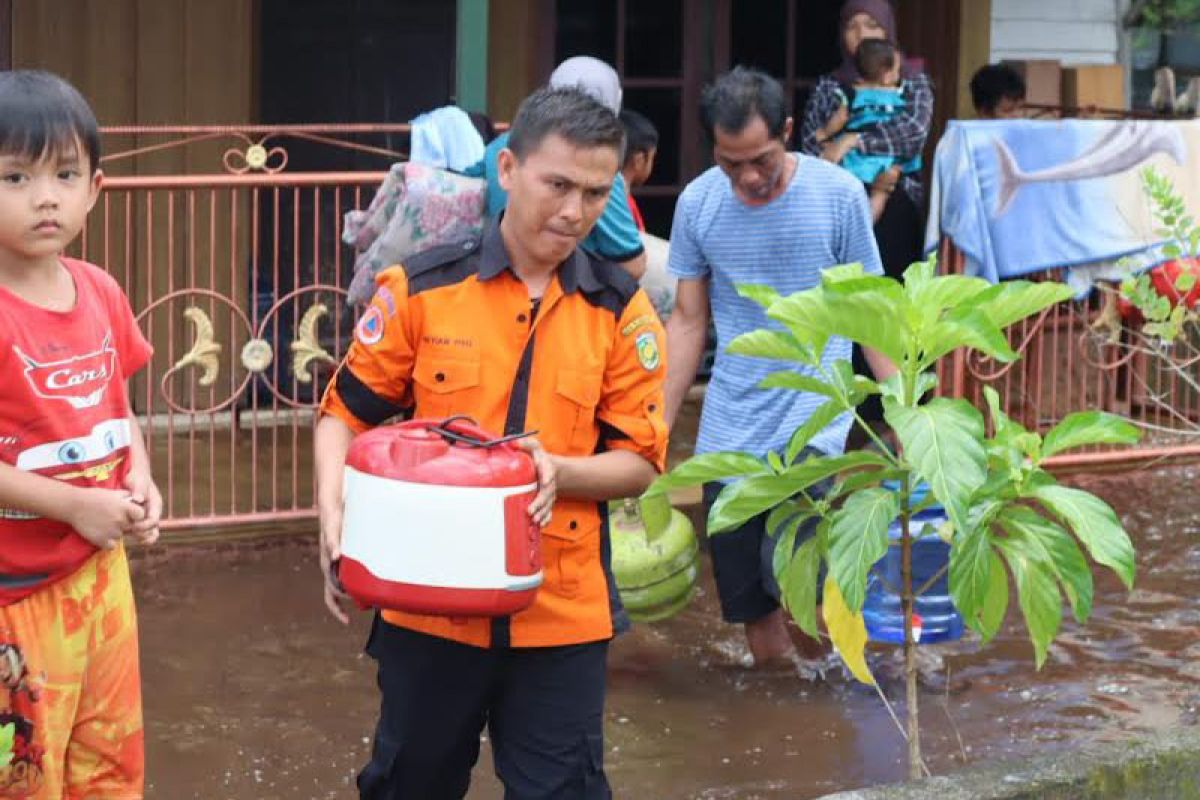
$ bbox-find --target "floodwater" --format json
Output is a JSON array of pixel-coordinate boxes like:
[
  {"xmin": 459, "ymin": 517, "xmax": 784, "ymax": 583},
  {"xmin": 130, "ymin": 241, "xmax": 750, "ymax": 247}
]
[{"xmin": 133, "ymin": 462, "xmax": 1200, "ymax": 799}]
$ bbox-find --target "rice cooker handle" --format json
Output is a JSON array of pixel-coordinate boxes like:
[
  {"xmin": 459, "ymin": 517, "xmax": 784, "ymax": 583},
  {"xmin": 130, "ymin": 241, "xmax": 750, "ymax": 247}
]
[
  {"xmin": 433, "ymin": 415, "xmax": 496, "ymax": 444},
  {"xmin": 431, "ymin": 415, "xmax": 538, "ymax": 451}
]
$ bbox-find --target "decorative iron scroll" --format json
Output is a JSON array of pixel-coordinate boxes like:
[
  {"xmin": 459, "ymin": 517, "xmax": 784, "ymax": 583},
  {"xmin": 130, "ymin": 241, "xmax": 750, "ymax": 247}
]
[{"xmin": 144, "ymin": 285, "xmax": 350, "ymax": 414}]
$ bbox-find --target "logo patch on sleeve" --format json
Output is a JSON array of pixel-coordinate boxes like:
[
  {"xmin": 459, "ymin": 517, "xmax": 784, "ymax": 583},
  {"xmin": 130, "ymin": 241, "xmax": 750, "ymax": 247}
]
[
  {"xmin": 621, "ymin": 314, "xmax": 654, "ymax": 337},
  {"xmin": 635, "ymin": 331, "xmax": 661, "ymax": 371},
  {"xmin": 356, "ymin": 306, "xmax": 385, "ymax": 346}
]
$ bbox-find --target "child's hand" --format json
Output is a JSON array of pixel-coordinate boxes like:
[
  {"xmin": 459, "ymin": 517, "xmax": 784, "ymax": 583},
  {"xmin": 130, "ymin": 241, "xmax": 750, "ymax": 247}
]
[
  {"xmin": 872, "ymin": 165, "xmax": 903, "ymax": 194},
  {"xmin": 816, "ymin": 104, "xmax": 850, "ymax": 144},
  {"xmin": 828, "ymin": 104, "xmax": 849, "ymax": 135},
  {"xmin": 822, "ymin": 132, "xmax": 860, "ymax": 164},
  {"xmin": 68, "ymin": 487, "xmax": 146, "ymax": 550},
  {"xmin": 124, "ymin": 469, "xmax": 163, "ymax": 545}
]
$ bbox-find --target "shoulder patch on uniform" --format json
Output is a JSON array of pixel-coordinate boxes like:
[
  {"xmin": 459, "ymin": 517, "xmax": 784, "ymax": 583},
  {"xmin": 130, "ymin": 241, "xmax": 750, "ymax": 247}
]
[
  {"xmin": 356, "ymin": 305, "xmax": 385, "ymax": 345},
  {"xmin": 635, "ymin": 331, "xmax": 661, "ymax": 371},
  {"xmin": 621, "ymin": 314, "xmax": 654, "ymax": 337}
]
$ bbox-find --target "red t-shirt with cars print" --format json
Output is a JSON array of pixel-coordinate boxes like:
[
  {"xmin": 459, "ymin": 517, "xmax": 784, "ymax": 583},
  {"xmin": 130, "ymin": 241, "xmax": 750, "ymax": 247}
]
[{"xmin": 0, "ymin": 258, "xmax": 152, "ymax": 606}]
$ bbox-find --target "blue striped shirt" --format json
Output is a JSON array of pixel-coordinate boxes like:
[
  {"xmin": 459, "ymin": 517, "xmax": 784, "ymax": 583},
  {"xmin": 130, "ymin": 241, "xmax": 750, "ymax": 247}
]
[{"xmin": 668, "ymin": 154, "xmax": 884, "ymax": 459}]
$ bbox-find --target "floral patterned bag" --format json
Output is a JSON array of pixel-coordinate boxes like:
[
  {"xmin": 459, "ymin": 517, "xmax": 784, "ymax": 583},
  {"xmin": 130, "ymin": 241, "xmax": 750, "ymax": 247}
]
[{"xmin": 343, "ymin": 162, "xmax": 486, "ymax": 304}]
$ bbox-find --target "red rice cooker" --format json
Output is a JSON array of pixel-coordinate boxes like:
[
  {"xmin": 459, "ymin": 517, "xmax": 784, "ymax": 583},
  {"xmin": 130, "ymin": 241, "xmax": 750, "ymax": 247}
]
[{"xmin": 337, "ymin": 417, "xmax": 542, "ymax": 616}]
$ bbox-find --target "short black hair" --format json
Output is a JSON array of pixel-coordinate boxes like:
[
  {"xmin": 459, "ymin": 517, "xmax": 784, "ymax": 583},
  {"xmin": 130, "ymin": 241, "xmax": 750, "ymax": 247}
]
[
  {"xmin": 0, "ymin": 70, "xmax": 101, "ymax": 172},
  {"xmin": 700, "ymin": 66, "xmax": 788, "ymax": 142},
  {"xmin": 619, "ymin": 109, "xmax": 658, "ymax": 166},
  {"xmin": 855, "ymin": 39, "xmax": 898, "ymax": 83},
  {"xmin": 507, "ymin": 86, "xmax": 624, "ymax": 162},
  {"xmin": 970, "ymin": 64, "xmax": 1026, "ymax": 114}
]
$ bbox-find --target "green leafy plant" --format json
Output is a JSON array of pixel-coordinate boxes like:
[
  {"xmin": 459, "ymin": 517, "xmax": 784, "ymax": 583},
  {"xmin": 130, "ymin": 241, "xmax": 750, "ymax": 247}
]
[
  {"xmin": 1114, "ymin": 167, "xmax": 1200, "ymax": 341},
  {"xmin": 1126, "ymin": 0, "xmax": 1200, "ymax": 31},
  {"xmin": 1089, "ymin": 168, "xmax": 1200, "ymax": 439},
  {"xmin": 645, "ymin": 258, "xmax": 1140, "ymax": 778}
]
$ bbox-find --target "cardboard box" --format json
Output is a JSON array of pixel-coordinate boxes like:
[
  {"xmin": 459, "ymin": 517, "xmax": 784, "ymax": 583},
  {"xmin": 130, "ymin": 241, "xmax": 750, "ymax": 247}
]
[
  {"xmin": 1001, "ymin": 59, "xmax": 1062, "ymax": 108},
  {"xmin": 1061, "ymin": 64, "xmax": 1126, "ymax": 111}
]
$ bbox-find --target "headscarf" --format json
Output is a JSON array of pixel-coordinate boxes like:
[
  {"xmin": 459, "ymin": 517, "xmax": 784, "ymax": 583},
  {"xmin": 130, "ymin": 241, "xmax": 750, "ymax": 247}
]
[
  {"xmin": 549, "ymin": 56, "xmax": 623, "ymax": 114},
  {"xmin": 832, "ymin": 0, "xmax": 916, "ymax": 84}
]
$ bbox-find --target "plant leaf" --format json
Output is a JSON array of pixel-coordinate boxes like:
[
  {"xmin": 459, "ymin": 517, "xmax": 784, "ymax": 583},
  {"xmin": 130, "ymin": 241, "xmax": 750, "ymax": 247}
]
[
  {"xmin": 979, "ymin": 549, "xmax": 1010, "ymax": 643},
  {"xmin": 780, "ymin": 536, "xmax": 822, "ymax": 638},
  {"xmin": 820, "ymin": 262, "xmax": 869, "ymax": 284},
  {"xmin": 1028, "ymin": 485, "xmax": 1136, "ymax": 589},
  {"xmin": 765, "ymin": 499, "xmax": 814, "ymax": 539},
  {"xmin": 971, "ymin": 281, "xmax": 1074, "ymax": 330},
  {"xmin": 827, "ymin": 488, "xmax": 900, "ymax": 613},
  {"xmin": 727, "ymin": 329, "xmax": 814, "ymax": 363},
  {"xmin": 823, "ymin": 576, "xmax": 876, "ymax": 685},
  {"xmin": 737, "ymin": 283, "xmax": 781, "ymax": 309},
  {"xmin": 901, "ymin": 255, "xmax": 937, "ymax": 293},
  {"xmin": 998, "ymin": 505, "xmax": 1094, "ymax": 624},
  {"xmin": 645, "ymin": 452, "xmax": 770, "ymax": 495},
  {"xmin": 759, "ymin": 370, "xmax": 839, "ymax": 398},
  {"xmin": 885, "ymin": 397, "xmax": 987, "ymax": 537},
  {"xmin": 910, "ymin": 274, "xmax": 992, "ymax": 316},
  {"xmin": 784, "ymin": 398, "xmax": 846, "ymax": 464},
  {"xmin": 827, "ymin": 467, "xmax": 908, "ymax": 500},
  {"xmin": 949, "ymin": 519, "xmax": 994, "ymax": 634},
  {"xmin": 921, "ymin": 307, "xmax": 1018, "ymax": 368},
  {"xmin": 708, "ymin": 452, "xmax": 890, "ymax": 534},
  {"xmin": 996, "ymin": 536, "xmax": 1063, "ymax": 669},
  {"xmin": 769, "ymin": 287, "xmax": 912, "ymax": 366},
  {"xmin": 1040, "ymin": 411, "xmax": 1142, "ymax": 459}
]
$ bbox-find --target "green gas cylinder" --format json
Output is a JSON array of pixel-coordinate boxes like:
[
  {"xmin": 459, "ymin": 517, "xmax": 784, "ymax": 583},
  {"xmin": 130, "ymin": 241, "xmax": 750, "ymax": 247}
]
[{"xmin": 609, "ymin": 494, "xmax": 699, "ymax": 622}]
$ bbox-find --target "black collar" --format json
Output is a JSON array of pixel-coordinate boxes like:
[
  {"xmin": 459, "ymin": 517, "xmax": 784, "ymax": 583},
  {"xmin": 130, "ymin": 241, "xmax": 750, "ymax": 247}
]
[{"xmin": 477, "ymin": 216, "xmax": 601, "ymax": 295}]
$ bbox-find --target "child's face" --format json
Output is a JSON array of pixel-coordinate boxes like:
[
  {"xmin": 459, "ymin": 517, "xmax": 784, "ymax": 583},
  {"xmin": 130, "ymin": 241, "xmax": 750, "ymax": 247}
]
[
  {"xmin": 626, "ymin": 147, "xmax": 657, "ymax": 188},
  {"xmin": 0, "ymin": 139, "xmax": 101, "ymax": 266}
]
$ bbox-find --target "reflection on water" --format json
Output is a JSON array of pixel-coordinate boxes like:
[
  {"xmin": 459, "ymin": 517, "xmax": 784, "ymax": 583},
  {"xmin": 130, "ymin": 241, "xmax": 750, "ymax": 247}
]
[{"xmin": 135, "ymin": 465, "xmax": 1200, "ymax": 799}]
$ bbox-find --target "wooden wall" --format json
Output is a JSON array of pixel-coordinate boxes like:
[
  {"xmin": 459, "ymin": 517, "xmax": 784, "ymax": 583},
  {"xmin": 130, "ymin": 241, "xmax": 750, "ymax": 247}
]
[
  {"xmin": 991, "ymin": 0, "xmax": 1123, "ymax": 64},
  {"xmin": 10, "ymin": 1, "xmax": 258, "ymax": 393},
  {"xmin": 487, "ymin": 0, "xmax": 552, "ymax": 124},
  {"xmin": 11, "ymin": 0, "xmax": 256, "ymax": 175}
]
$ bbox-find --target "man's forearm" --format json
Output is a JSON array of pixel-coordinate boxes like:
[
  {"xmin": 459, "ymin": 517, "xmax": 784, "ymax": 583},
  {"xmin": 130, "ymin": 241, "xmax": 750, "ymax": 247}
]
[
  {"xmin": 314, "ymin": 414, "xmax": 356, "ymax": 511},
  {"xmin": 663, "ymin": 314, "xmax": 707, "ymax": 429},
  {"xmin": 863, "ymin": 347, "xmax": 897, "ymax": 382},
  {"xmin": 553, "ymin": 449, "xmax": 658, "ymax": 501}
]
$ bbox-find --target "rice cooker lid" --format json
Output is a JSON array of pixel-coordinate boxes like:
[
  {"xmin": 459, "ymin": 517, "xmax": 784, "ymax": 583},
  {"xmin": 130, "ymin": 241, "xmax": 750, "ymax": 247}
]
[{"xmin": 346, "ymin": 418, "xmax": 537, "ymax": 488}]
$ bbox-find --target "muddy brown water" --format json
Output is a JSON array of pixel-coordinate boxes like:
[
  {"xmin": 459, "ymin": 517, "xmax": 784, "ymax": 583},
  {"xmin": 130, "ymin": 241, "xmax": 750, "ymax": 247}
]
[{"xmin": 133, "ymin": 464, "xmax": 1200, "ymax": 799}]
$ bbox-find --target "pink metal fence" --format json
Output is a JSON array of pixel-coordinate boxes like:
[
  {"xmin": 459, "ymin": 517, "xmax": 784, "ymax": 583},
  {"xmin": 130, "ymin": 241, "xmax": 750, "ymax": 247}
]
[
  {"xmin": 70, "ymin": 125, "xmax": 408, "ymax": 529},
  {"xmin": 939, "ymin": 243, "xmax": 1200, "ymax": 468}
]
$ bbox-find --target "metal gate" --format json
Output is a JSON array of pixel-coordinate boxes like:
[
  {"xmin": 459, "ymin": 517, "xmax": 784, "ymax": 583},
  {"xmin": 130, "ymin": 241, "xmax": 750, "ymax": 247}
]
[{"xmin": 72, "ymin": 124, "xmax": 404, "ymax": 530}]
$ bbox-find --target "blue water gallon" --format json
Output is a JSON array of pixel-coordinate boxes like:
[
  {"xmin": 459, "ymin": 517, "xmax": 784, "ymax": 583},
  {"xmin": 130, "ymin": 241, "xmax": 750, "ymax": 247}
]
[{"xmin": 862, "ymin": 482, "xmax": 964, "ymax": 645}]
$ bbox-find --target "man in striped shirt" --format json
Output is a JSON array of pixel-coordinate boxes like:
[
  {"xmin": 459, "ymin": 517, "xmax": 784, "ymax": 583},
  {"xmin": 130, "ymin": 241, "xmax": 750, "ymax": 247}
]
[{"xmin": 663, "ymin": 67, "xmax": 895, "ymax": 667}]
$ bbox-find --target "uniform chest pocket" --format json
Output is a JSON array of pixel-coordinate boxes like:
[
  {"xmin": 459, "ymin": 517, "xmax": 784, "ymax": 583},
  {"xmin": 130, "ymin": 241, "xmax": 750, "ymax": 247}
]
[
  {"xmin": 412, "ymin": 356, "xmax": 482, "ymax": 419},
  {"xmin": 554, "ymin": 368, "xmax": 603, "ymax": 455}
]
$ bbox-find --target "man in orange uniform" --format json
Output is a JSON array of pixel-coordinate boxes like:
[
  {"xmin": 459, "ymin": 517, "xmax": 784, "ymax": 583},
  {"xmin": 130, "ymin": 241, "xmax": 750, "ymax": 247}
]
[{"xmin": 315, "ymin": 86, "xmax": 668, "ymax": 799}]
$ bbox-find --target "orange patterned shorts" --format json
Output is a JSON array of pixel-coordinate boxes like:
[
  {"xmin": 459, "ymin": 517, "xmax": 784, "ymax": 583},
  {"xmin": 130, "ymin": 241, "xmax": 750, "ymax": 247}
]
[{"xmin": 0, "ymin": 545, "xmax": 143, "ymax": 799}]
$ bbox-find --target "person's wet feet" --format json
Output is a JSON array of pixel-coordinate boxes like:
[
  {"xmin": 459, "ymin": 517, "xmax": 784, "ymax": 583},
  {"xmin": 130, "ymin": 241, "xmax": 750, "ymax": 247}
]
[{"xmin": 744, "ymin": 608, "xmax": 797, "ymax": 667}]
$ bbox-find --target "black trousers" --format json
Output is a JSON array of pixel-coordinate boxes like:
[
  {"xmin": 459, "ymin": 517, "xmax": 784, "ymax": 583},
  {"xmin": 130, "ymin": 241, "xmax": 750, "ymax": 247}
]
[
  {"xmin": 702, "ymin": 448, "xmax": 828, "ymax": 624},
  {"xmin": 358, "ymin": 618, "xmax": 611, "ymax": 800}
]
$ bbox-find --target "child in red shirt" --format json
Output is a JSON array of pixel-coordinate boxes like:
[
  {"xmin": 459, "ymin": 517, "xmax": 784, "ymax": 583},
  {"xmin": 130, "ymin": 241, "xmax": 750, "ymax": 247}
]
[{"xmin": 0, "ymin": 70, "xmax": 159, "ymax": 799}]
